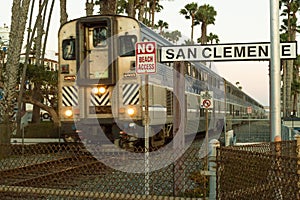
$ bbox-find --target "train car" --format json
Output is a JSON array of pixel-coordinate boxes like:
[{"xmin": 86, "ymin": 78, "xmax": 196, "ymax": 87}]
[
  {"xmin": 57, "ymin": 15, "xmax": 265, "ymax": 147},
  {"xmin": 224, "ymin": 79, "xmax": 266, "ymax": 129}
]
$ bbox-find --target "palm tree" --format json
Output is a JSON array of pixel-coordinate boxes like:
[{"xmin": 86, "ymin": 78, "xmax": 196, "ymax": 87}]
[
  {"xmin": 60, "ymin": 0, "xmax": 68, "ymax": 24},
  {"xmin": 154, "ymin": 20, "xmax": 168, "ymax": 34},
  {"xmin": 291, "ymin": 55, "xmax": 300, "ymax": 115},
  {"xmin": 86, "ymin": 0, "xmax": 94, "ymax": 16},
  {"xmin": 30, "ymin": 0, "xmax": 44, "ymax": 124},
  {"xmin": 96, "ymin": 0, "xmax": 117, "ymax": 14},
  {"xmin": 137, "ymin": 0, "xmax": 147, "ymax": 21},
  {"xmin": 0, "ymin": 0, "xmax": 31, "ymax": 154},
  {"xmin": 182, "ymin": 39, "xmax": 194, "ymax": 45},
  {"xmin": 117, "ymin": 0, "xmax": 137, "ymax": 18},
  {"xmin": 195, "ymin": 4, "xmax": 217, "ymax": 44},
  {"xmin": 179, "ymin": 2, "xmax": 199, "ymax": 43},
  {"xmin": 199, "ymin": 32, "xmax": 219, "ymax": 44},
  {"xmin": 279, "ymin": 0, "xmax": 300, "ymax": 117},
  {"xmin": 149, "ymin": 0, "xmax": 163, "ymax": 27},
  {"xmin": 162, "ymin": 30, "xmax": 182, "ymax": 44}
]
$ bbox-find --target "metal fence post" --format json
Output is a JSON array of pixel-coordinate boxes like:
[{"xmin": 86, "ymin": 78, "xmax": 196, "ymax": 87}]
[
  {"xmin": 209, "ymin": 139, "xmax": 220, "ymax": 200},
  {"xmin": 225, "ymin": 130, "xmax": 234, "ymax": 146}
]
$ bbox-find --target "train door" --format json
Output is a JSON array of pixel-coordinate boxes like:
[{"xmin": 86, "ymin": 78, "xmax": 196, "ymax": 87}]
[
  {"xmin": 76, "ymin": 18, "xmax": 115, "ymax": 120},
  {"xmin": 76, "ymin": 18, "xmax": 115, "ymax": 84},
  {"xmin": 87, "ymin": 27, "xmax": 109, "ymax": 80}
]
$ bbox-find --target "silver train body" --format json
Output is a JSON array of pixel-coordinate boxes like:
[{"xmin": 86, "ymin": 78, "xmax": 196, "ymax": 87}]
[{"xmin": 58, "ymin": 15, "xmax": 266, "ymax": 146}]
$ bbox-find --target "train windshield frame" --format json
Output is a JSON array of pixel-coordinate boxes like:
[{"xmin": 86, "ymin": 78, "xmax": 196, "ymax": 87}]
[{"xmin": 76, "ymin": 17, "xmax": 115, "ymax": 85}]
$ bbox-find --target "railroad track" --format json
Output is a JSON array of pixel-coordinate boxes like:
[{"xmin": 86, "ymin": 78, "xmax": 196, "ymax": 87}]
[
  {"xmin": 0, "ymin": 155, "xmax": 110, "ymax": 188},
  {"xmin": 1, "ymin": 138, "xmax": 205, "ymax": 190}
]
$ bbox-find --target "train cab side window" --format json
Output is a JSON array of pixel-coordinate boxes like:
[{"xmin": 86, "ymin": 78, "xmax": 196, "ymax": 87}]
[
  {"xmin": 62, "ymin": 39, "xmax": 76, "ymax": 60},
  {"xmin": 119, "ymin": 35, "xmax": 137, "ymax": 57},
  {"xmin": 93, "ymin": 27, "xmax": 107, "ymax": 47}
]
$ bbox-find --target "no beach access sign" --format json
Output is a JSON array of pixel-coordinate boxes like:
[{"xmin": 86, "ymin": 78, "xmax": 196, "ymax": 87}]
[{"xmin": 135, "ymin": 41, "xmax": 157, "ymax": 74}]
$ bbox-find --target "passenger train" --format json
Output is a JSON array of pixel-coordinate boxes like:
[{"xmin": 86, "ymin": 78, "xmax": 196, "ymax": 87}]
[{"xmin": 57, "ymin": 15, "xmax": 266, "ymax": 147}]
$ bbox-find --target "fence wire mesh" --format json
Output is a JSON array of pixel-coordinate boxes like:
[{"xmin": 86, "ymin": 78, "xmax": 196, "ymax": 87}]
[
  {"xmin": 0, "ymin": 141, "xmax": 208, "ymax": 199},
  {"xmin": 217, "ymin": 139, "xmax": 300, "ymax": 200}
]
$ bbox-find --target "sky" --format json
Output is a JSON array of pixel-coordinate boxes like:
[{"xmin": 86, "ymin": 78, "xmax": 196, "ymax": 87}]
[{"xmin": 0, "ymin": 0, "xmax": 275, "ymax": 106}]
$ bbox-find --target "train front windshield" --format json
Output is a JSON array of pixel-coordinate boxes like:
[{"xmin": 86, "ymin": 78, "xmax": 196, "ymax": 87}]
[
  {"xmin": 76, "ymin": 18, "xmax": 114, "ymax": 85},
  {"xmin": 88, "ymin": 26, "xmax": 109, "ymax": 79}
]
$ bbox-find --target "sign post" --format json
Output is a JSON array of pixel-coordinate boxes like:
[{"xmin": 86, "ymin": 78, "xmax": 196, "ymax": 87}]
[
  {"xmin": 247, "ymin": 106, "xmax": 252, "ymax": 139},
  {"xmin": 200, "ymin": 91, "xmax": 213, "ymax": 171},
  {"xmin": 135, "ymin": 41, "xmax": 157, "ymax": 195}
]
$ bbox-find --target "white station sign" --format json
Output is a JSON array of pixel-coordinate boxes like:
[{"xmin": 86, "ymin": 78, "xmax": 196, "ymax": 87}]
[
  {"xmin": 161, "ymin": 42, "xmax": 297, "ymax": 62},
  {"xmin": 135, "ymin": 41, "xmax": 157, "ymax": 74}
]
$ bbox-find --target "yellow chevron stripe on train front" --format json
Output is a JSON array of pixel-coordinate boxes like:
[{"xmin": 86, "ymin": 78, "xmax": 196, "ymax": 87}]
[{"xmin": 90, "ymin": 90, "xmax": 111, "ymax": 106}]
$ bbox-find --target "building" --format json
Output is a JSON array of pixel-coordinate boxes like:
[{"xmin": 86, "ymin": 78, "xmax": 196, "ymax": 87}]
[{"xmin": 0, "ymin": 24, "xmax": 9, "ymax": 48}]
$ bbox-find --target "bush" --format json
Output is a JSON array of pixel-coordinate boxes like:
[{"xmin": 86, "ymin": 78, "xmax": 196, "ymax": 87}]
[{"xmin": 13, "ymin": 122, "xmax": 59, "ymax": 138}]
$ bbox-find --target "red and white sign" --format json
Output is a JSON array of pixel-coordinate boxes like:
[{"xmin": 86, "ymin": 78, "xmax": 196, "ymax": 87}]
[
  {"xmin": 135, "ymin": 41, "xmax": 156, "ymax": 74},
  {"xmin": 200, "ymin": 91, "xmax": 213, "ymax": 109},
  {"xmin": 202, "ymin": 99, "xmax": 211, "ymax": 108}
]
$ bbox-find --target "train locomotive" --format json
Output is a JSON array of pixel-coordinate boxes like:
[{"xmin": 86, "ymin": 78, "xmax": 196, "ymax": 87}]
[{"xmin": 57, "ymin": 15, "xmax": 266, "ymax": 147}]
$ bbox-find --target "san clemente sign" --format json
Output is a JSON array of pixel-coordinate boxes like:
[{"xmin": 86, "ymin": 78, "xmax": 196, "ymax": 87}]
[{"xmin": 161, "ymin": 42, "xmax": 297, "ymax": 62}]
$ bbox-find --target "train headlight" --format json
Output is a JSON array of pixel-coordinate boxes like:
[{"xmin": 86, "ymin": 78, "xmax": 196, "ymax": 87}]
[
  {"xmin": 92, "ymin": 87, "xmax": 99, "ymax": 94},
  {"xmin": 92, "ymin": 86, "xmax": 106, "ymax": 95},
  {"xmin": 129, "ymin": 123, "xmax": 136, "ymax": 128},
  {"xmin": 127, "ymin": 107, "xmax": 136, "ymax": 116},
  {"xmin": 65, "ymin": 109, "xmax": 73, "ymax": 118},
  {"xmin": 98, "ymin": 86, "xmax": 106, "ymax": 94}
]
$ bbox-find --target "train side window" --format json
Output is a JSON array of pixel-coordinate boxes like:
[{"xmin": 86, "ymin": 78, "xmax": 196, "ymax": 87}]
[
  {"xmin": 93, "ymin": 27, "xmax": 107, "ymax": 47},
  {"xmin": 62, "ymin": 39, "xmax": 75, "ymax": 60},
  {"xmin": 119, "ymin": 35, "xmax": 137, "ymax": 56},
  {"xmin": 186, "ymin": 63, "xmax": 191, "ymax": 76}
]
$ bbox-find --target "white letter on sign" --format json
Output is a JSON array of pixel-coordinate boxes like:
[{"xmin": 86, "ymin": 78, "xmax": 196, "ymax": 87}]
[{"xmin": 137, "ymin": 43, "xmax": 155, "ymax": 54}]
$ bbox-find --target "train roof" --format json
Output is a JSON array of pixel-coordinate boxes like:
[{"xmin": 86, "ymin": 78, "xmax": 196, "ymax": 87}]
[{"xmin": 224, "ymin": 78, "xmax": 265, "ymax": 108}]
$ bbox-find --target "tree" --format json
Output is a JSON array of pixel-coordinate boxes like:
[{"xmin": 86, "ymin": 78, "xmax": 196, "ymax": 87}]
[
  {"xmin": 15, "ymin": 0, "xmax": 57, "ymax": 136},
  {"xmin": 279, "ymin": 0, "xmax": 300, "ymax": 117},
  {"xmin": 60, "ymin": 0, "xmax": 68, "ymax": 24},
  {"xmin": 195, "ymin": 4, "xmax": 217, "ymax": 44},
  {"xmin": 86, "ymin": 0, "xmax": 94, "ymax": 16},
  {"xmin": 0, "ymin": 0, "xmax": 31, "ymax": 155},
  {"xmin": 154, "ymin": 20, "xmax": 168, "ymax": 34},
  {"xmin": 182, "ymin": 39, "xmax": 194, "ymax": 45},
  {"xmin": 116, "ymin": 0, "xmax": 137, "ymax": 18},
  {"xmin": 179, "ymin": 2, "xmax": 199, "ymax": 43},
  {"xmin": 23, "ymin": 62, "xmax": 59, "ymax": 124},
  {"xmin": 30, "ymin": 0, "xmax": 44, "ymax": 124},
  {"xmin": 127, "ymin": 0, "xmax": 136, "ymax": 18},
  {"xmin": 96, "ymin": 0, "xmax": 117, "ymax": 14},
  {"xmin": 291, "ymin": 55, "xmax": 300, "ymax": 115},
  {"xmin": 204, "ymin": 32, "xmax": 219, "ymax": 44},
  {"xmin": 149, "ymin": 0, "xmax": 163, "ymax": 27},
  {"xmin": 162, "ymin": 30, "xmax": 182, "ymax": 44}
]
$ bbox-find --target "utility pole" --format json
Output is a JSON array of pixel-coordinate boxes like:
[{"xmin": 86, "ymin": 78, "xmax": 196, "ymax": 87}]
[{"xmin": 270, "ymin": 0, "xmax": 281, "ymax": 141}]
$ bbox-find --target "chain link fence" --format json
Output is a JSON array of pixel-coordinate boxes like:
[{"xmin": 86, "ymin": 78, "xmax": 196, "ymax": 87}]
[
  {"xmin": 0, "ymin": 141, "xmax": 209, "ymax": 199},
  {"xmin": 217, "ymin": 138, "xmax": 300, "ymax": 199}
]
